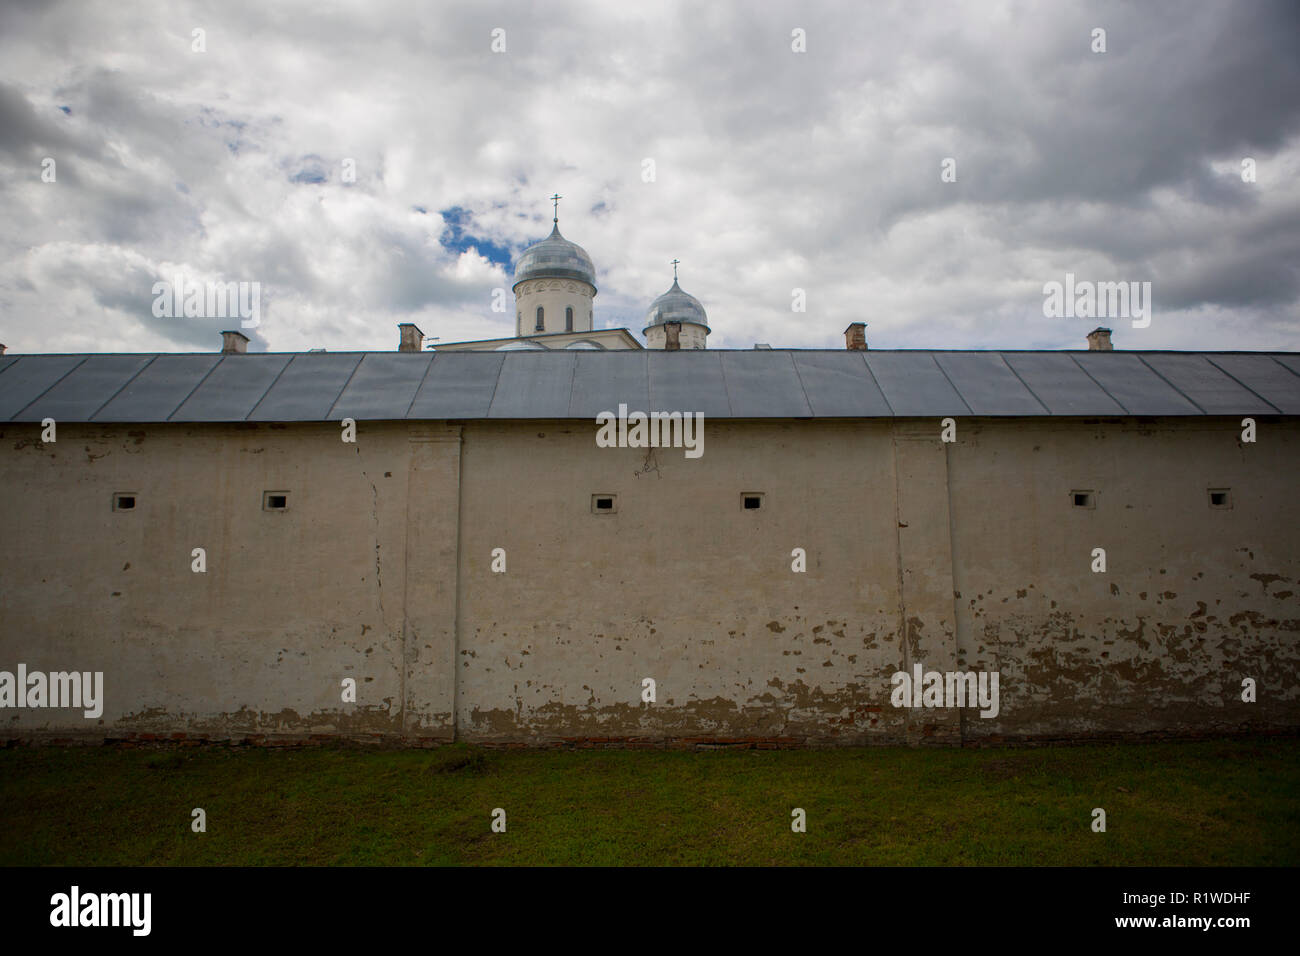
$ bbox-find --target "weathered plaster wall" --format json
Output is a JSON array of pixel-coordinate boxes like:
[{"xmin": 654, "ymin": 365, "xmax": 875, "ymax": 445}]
[
  {"xmin": 644, "ymin": 324, "xmax": 708, "ymax": 350},
  {"xmin": 0, "ymin": 416, "xmax": 1295, "ymax": 745},
  {"xmin": 948, "ymin": 418, "xmax": 1300, "ymax": 741},
  {"xmin": 455, "ymin": 420, "xmax": 903, "ymax": 744},
  {"xmin": 892, "ymin": 425, "xmax": 962, "ymax": 745},
  {"xmin": 0, "ymin": 422, "xmax": 457, "ymax": 740}
]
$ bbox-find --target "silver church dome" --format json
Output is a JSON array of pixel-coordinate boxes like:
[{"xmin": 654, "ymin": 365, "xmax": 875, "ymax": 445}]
[
  {"xmin": 513, "ymin": 224, "xmax": 597, "ymax": 289},
  {"xmin": 644, "ymin": 280, "xmax": 709, "ymax": 331}
]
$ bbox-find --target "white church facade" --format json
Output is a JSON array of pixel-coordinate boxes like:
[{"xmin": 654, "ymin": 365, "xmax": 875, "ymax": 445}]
[{"xmin": 430, "ymin": 200, "xmax": 710, "ymax": 353}]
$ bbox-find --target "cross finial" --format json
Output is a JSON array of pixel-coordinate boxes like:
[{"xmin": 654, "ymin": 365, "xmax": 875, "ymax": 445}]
[
  {"xmin": 550, "ymin": 193, "xmax": 562, "ymax": 224},
  {"xmin": 671, "ymin": 258, "xmax": 680, "ymax": 282}
]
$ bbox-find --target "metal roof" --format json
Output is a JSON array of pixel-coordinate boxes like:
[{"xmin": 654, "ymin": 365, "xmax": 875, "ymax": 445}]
[
  {"xmin": 644, "ymin": 280, "xmax": 710, "ymax": 332},
  {"xmin": 512, "ymin": 225, "xmax": 597, "ymax": 289},
  {"xmin": 1, "ymin": 350, "xmax": 1297, "ymax": 423}
]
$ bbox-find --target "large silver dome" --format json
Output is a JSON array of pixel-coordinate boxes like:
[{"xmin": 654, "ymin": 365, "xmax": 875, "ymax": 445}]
[
  {"xmin": 644, "ymin": 280, "xmax": 709, "ymax": 331},
  {"xmin": 513, "ymin": 225, "xmax": 596, "ymax": 289}
]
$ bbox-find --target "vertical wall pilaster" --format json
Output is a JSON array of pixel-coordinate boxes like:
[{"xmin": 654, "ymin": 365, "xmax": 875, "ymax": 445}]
[
  {"xmin": 892, "ymin": 423, "xmax": 961, "ymax": 745},
  {"xmin": 402, "ymin": 424, "xmax": 462, "ymax": 741}
]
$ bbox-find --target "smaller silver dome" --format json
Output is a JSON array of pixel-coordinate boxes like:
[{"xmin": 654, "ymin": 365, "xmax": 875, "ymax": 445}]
[
  {"xmin": 644, "ymin": 280, "xmax": 709, "ymax": 332},
  {"xmin": 494, "ymin": 340, "xmax": 547, "ymax": 351},
  {"xmin": 564, "ymin": 339, "xmax": 603, "ymax": 350},
  {"xmin": 513, "ymin": 225, "xmax": 597, "ymax": 289}
]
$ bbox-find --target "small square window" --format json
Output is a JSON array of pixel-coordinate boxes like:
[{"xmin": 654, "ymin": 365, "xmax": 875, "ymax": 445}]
[
  {"xmin": 1209, "ymin": 489, "xmax": 1231, "ymax": 509},
  {"xmin": 1071, "ymin": 490, "xmax": 1095, "ymax": 509},
  {"xmin": 591, "ymin": 494, "xmax": 617, "ymax": 514},
  {"xmin": 742, "ymin": 493, "xmax": 764, "ymax": 510},
  {"xmin": 113, "ymin": 493, "xmax": 136, "ymax": 512},
  {"xmin": 263, "ymin": 491, "xmax": 290, "ymax": 511}
]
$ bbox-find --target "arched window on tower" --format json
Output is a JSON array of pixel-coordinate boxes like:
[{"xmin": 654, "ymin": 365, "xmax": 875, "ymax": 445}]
[
  {"xmin": 535, "ymin": 307, "xmax": 544, "ymax": 332},
  {"xmin": 565, "ymin": 306, "xmax": 573, "ymax": 332}
]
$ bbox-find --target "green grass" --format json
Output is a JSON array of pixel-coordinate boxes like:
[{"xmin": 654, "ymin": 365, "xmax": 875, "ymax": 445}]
[{"xmin": 1, "ymin": 738, "xmax": 1296, "ymax": 866}]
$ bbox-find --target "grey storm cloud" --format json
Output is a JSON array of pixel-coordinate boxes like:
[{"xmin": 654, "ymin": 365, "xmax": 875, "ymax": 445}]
[
  {"xmin": 0, "ymin": 82, "xmax": 80, "ymax": 159},
  {"xmin": 0, "ymin": 0, "xmax": 1297, "ymax": 355}
]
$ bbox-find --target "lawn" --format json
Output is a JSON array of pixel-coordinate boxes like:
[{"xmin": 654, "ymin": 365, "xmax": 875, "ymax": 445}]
[{"xmin": 1, "ymin": 738, "xmax": 1296, "ymax": 866}]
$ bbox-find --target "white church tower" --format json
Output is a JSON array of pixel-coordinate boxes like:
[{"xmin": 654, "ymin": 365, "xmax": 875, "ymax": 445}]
[
  {"xmin": 512, "ymin": 194, "xmax": 597, "ymax": 337},
  {"xmin": 644, "ymin": 260, "xmax": 709, "ymax": 349},
  {"xmin": 435, "ymin": 197, "xmax": 684, "ymax": 352}
]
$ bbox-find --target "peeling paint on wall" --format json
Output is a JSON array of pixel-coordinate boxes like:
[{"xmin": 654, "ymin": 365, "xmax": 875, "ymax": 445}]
[{"xmin": 1, "ymin": 418, "xmax": 1296, "ymax": 746}]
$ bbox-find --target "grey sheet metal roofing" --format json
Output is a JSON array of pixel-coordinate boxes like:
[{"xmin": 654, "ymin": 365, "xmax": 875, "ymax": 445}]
[
  {"xmin": 644, "ymin": 280, "xmax": 711, "ymax": 332},
  {"xmin": 1, "ymin": 349, "xmax": 1298, "ymax": 424},
  {"xmin": 511, "ymin": 225, "xmax": 597, "ymax": 289}
]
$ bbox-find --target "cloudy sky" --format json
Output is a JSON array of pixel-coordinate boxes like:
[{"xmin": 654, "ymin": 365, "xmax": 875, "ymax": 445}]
[{"xmin": 1, "ymin": 0, "xmax": 1298, "ymax": 355}]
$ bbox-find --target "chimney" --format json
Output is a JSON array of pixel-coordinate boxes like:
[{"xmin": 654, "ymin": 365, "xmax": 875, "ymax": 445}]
[
  {"xmin": 844, "ymin": 322, "xmax": 867, "ymax": 351},
  {"xmin": 398, "ymin": 322, "xmax": 424, "ymax": 352},
  {"xmin": 664, "ymin": 321, "xmax": 681, "ymax": 351},
  {"xmin": 1087, "ymin": 327, "xmax": 1113, "ymax": 351},
  {"xmin": 221, "ymin": 330, "xmax": 248, "ymax": 354},
  {"xmin": 0, "ymin": 344, "xmax": 6, "ymax": 355}
]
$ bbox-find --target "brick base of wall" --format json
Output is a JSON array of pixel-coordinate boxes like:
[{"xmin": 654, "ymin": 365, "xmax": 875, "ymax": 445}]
[{"xmin": 4, "ymin": 726, "xmax": 1296, "ymax": 751}]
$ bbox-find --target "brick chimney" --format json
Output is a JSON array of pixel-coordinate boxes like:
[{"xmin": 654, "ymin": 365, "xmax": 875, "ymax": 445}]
[
  {"xmin": 664, "ymin": 321, "xmax": 681, "ymax": 351},
  {"xmin": 221, "ymin": 331, "xmax": 248, "ymax": 354},
  {"xmin": 1087, "ymin": 327, "xmax": 1113, "ymax": 351},
  {"xmin": 844, "ymin": 322, "xmax": 867, "ymax": 351},
  {"xmin": 398, "ymin": 322, "xmax": 424, "ymax": 352},
  {"xmin": 0, "ymin": 344, "xmax": 6, "ymax": 355}
]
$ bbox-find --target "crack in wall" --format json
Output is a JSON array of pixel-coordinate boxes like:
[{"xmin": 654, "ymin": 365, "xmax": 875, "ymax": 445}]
[{"xmin": 360, "ymin": 449, "xmax": 386, "ymax": 624}]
